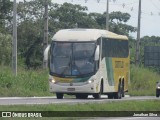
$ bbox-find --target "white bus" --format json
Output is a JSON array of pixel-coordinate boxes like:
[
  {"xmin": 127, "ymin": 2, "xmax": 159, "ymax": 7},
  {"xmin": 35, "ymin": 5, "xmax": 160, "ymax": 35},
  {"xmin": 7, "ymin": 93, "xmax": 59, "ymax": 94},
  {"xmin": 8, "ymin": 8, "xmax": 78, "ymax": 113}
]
[{"xmin": 44, "ymin": 29, "xmax": 130, "ymax": 99}]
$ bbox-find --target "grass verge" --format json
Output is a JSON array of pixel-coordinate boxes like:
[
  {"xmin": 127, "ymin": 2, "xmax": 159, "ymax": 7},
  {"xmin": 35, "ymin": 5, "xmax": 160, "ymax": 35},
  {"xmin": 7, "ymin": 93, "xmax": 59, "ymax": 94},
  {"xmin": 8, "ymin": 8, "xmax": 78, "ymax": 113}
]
[
  {"xmin": 0, "ymin": 65, "xmax": 160, "ymax": 97},
  {"xmin": 0, "ymin": 66, "xmax": 52, "ymax": 97},
  {"xmin": 129, "ymin": 65, "xmax": 160, "ymax": 96},
  {"xmin": 0, "ymin": 100, "xmax": 160, "ymax": 119},
  {"xmin": 0, "ymin": 100, "xmax": 160, "ymax": 111}
]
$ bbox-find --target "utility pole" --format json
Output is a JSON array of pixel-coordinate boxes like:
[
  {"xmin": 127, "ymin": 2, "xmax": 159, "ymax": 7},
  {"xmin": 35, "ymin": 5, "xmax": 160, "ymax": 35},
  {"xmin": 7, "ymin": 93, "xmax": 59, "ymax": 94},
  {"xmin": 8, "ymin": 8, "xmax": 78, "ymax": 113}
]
[
  {"xmin": 43, "ymin": 0, "xmax": 49, "ymax": 68},
  {"xmin": 23, "ymin": 0, "xmax": 26, "ymax": 21},
  {"xmin": 106, "ymin": 0, "xmax": 109, "ymax": 30},
  {"xmin": 12, "ymin": 0, "xmax": 17, "ymax": 75},
  {"xmin": 135, "ymin": 0, "xmax": 141, "ymax": 66}
]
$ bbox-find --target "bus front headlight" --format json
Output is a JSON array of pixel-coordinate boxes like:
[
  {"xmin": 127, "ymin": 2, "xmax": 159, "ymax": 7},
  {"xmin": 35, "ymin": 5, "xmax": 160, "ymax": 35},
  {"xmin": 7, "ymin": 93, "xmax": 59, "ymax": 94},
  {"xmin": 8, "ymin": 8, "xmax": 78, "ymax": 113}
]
[
  {"xmin": 49, "ymin": 75, "xmax": 56, "ymax": 83},
  {"xmin": 88, "ymin": 77, "xmax": 95, "ymax": 84}
]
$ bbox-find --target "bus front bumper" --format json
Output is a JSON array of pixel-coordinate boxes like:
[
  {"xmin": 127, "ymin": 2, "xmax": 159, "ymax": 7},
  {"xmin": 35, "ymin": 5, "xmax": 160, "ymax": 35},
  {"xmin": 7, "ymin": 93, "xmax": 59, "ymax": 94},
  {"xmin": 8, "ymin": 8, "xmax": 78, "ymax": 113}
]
[{"xmin": 49, "ymin": 82, "xmax": 97, "ymax": 94}]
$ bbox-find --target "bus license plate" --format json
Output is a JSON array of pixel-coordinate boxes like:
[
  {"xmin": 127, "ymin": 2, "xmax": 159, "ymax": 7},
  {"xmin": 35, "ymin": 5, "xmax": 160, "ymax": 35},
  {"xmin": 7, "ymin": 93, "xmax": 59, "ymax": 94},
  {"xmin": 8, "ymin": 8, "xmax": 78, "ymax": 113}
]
[{"xmin": 67, "ymin": 88, "xmax": 75, "ymax": 91}]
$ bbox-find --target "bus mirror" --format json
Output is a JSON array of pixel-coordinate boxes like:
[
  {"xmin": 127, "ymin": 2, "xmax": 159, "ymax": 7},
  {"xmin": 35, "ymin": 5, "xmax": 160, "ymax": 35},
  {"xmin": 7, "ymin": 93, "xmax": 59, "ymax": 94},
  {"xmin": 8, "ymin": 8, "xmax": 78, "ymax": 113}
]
[
  {"xmin": 95, "ymin": 45, "xmax": 100, "ymax": 61},
  {"xmin": 44, "ymin": 45, "xmax": 50, "ymax": 61}
]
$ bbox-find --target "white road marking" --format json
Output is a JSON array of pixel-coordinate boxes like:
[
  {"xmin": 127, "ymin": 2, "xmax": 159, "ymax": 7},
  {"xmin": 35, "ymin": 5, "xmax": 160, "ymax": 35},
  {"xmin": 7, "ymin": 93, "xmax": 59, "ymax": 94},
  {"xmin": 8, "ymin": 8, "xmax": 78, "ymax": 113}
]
[
  {"xmin": 0, "ymin": 96, "xmax": 56, "ymax": 99},
  {"xmin": 0, "ymin": 96, "xmax": 159, "ymax": 105},
  {"xmin": 0, "ymin": 95, "xmax": 130, "ymax": 100}
]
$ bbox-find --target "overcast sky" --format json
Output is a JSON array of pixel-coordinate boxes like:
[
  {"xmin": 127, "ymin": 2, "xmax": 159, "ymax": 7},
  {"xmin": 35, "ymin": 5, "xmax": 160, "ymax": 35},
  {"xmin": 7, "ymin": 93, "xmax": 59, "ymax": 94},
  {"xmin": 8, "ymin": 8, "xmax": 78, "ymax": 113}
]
[
  {"xmin": 14, "ymin": 0, "xmax": 160, "ymax": 38},
  {"xmin": 53, "ymin": 0, "xmax": 160, "ymax": 38}
]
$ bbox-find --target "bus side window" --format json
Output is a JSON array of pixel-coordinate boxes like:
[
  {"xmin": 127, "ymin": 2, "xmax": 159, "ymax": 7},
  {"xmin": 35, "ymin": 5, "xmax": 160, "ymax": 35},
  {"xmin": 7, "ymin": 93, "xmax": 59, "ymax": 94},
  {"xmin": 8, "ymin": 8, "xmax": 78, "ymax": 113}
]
[{"xmin": 102, "ymin": 38, "xmax": 129, "ymax": 58}]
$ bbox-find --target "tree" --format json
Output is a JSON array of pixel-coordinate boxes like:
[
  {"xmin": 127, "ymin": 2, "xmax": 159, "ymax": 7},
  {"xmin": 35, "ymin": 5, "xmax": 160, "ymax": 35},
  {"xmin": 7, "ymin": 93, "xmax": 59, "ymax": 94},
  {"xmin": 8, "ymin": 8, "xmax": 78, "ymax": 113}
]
[
  {"xmin": 0, "ymin": 0, "xmax": 12, "ymax": 33},
  {"xmin": 48, "ymin": 2, "xmax": 99, "ymax": 35},
  {"xmin": 17, "ymin": 20, "xmax": 44, "ymax": 68},
  {"xmin": 17, "ymin": 0, "xmax": 53, "ymax": 22},
  {"xmin": 0, "ymin": 33, "xmax": 12, "ymax": 65},
  {"xmin": 0, "ymin": 0, "xmax": 12, "ymax": 65},
  {"xmin": 109, "ymin": 11, "xmax": 136, "ymax": 36},
  {"xmin": 89, "ymin": 11, "xmax": 136, "ymax": 37},
  {"xmin": 16, "ymin": 0, "xmax": 52, "ymax": 68},
  {"xmin": 15, "ymin": 2, "xmax": 137, "ymax": 68}
]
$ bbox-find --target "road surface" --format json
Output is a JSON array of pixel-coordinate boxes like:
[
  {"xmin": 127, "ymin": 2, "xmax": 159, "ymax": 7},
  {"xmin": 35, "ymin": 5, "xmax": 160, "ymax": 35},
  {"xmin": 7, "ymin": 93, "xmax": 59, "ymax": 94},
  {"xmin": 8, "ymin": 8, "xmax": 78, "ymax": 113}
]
[{"xmin": 0, "ymin": 95, "xmax": 159, "ymax": 105}]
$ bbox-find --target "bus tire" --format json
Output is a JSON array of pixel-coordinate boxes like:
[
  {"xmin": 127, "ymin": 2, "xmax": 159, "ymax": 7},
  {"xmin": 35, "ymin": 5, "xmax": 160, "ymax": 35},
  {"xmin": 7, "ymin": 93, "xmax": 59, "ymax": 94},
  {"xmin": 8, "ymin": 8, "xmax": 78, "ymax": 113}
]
[
  {"xmin": 75, "ymin": 94, "xmax": 81, "ymax": 99},
  {"xmin": 108, "ymin": 93, "xmax": 114, "ymax": 99},
  {"xmin": 76, "ymin": 94, "xmax": 88, "ymax": 99},
  {"xmin": 114, "ymin": 82, "xmax": 122, "ymax": 99},
  {"xmin": 156, "ymin": 89, "xmax": 159, "ymax": 98},
  {"xmin": 156, "ymin": 94, "xmax": 159, "ymax": 98},
  {"xmin": 93, "ymin": 82, "xmax": 103, "ymax": 99},
  {"xmin": 56, "ymin": 93, "xmax": 64, "ymax": 99},
  {"xmin": 122, "ymin": 80, "xmax": 125, "ymax": 97}
]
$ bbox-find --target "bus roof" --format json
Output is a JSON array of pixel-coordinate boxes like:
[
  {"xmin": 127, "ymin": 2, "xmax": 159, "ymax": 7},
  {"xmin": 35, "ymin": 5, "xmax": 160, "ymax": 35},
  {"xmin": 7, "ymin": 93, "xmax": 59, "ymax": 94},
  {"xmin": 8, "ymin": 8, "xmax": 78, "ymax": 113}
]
[{"xmin": 52, "ymin": 29, "xmax": 128, "ymax": 42}]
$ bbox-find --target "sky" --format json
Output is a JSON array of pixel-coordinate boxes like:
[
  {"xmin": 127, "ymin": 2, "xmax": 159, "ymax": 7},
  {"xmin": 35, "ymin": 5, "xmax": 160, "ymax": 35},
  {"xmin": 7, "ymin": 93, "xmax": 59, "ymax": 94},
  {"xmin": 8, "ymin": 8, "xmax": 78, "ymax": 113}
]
[{"xmin": 14, "ymin": 0, "xmax": 160, "ymax": 38}]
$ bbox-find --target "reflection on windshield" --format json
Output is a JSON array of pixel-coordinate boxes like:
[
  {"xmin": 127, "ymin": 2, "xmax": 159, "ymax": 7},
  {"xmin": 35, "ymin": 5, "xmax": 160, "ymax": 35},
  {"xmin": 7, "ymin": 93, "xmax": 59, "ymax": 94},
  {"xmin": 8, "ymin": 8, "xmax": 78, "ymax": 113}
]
[{"xmin": 50, "ymin": 42, "xmax": 96, "ymax": 76}]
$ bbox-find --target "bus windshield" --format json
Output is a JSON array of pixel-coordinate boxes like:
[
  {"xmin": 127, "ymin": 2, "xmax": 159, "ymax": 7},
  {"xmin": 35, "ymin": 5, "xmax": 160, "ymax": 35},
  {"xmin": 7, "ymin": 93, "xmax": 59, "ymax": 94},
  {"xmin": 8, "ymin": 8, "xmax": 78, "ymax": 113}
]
[{"xmin": 50, "ymin": 42, "xmax": 96, "ymax": 77}]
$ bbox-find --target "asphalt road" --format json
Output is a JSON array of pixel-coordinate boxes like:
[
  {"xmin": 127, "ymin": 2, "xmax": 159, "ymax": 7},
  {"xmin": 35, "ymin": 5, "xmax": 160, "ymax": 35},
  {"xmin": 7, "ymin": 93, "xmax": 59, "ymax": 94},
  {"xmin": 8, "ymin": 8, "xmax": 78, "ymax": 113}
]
[
  {"xmin": 0, "ymin": 96, "xmax": 159, "ymax": 119},
  {"xmin": 0, "ymin": 95, "xmax": 159, "ymax": 105}
]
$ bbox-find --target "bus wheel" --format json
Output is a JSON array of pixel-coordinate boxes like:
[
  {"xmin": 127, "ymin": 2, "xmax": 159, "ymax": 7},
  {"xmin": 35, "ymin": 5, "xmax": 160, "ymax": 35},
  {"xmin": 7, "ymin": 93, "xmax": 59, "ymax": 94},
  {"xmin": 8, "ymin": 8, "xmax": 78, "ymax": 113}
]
[
  {"xmin": 156, "ymin": 94, "xmax": 159, "ymax": 98},
  {"xmin": 156, "ymin": 89, "xmax": 159, "ymax": 98},
  {"xmin": 81, "ymin": 94, "xmax": 88, "ymax": 99},
  {"xmin": 56, "ymin": 93, "xmax": 64, "ymax": 99},
  {"xmin": 93, "ymin": 82, "xmax": 103, "ymax": 99},
  {"xmin": 108, "ymin": 93, "xmax": 114, "ymax": 99},
  {"xmin": 122, "ymin": 80, "xmax": 125, "ymax": 97},
  {"xmin": 114, "ymin": 83, "xmax": 122, "ymax": 99},
  {"xmin": 76, "ymin": 94, "xmax": 88, "ymax": 99}
]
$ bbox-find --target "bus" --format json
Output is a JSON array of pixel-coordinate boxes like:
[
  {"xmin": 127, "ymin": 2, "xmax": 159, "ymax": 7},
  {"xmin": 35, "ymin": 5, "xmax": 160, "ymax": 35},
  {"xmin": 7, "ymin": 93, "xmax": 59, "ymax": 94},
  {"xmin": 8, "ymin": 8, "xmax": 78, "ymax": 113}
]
[{"xmin": 44, "ymin": 29, "xmax": 130, "ymax": 99}]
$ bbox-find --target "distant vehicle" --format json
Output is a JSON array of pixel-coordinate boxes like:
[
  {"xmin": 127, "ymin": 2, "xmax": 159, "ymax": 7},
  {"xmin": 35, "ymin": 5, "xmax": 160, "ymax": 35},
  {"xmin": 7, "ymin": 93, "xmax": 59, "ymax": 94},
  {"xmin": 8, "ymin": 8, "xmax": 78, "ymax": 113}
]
[
  {"xmin": 44, "ymin": 29, "xmax": 130, "ymax": 99},
  {"xmin": 156, "ymin": 82, "xmax": 160, "ymax": 97}
]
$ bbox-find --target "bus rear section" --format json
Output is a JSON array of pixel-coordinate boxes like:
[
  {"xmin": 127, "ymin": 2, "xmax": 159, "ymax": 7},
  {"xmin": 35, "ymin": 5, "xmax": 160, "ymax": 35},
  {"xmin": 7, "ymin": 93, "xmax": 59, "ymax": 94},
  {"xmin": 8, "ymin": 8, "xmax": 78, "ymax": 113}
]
[{"xmin": 100, "ymin": 37, "xmax": 130, "ymax": 99}]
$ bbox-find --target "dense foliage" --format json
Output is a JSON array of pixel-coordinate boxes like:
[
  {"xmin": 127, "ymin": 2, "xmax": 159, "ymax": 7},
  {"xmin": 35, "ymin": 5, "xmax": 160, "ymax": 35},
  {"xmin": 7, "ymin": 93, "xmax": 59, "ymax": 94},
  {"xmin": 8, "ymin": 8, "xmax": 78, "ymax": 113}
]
[
  {"xmin": 0, "ymin": 0, "xmax": 159, "ymax": 68},
  {"xmin": 0, "ymin": 33, "xmax": 12, "ymax": 65}
]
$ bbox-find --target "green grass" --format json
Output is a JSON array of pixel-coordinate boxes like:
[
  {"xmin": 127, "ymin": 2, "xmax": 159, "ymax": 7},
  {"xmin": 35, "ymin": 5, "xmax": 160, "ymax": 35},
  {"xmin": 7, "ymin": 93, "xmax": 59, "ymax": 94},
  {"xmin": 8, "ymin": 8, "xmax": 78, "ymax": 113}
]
[
  {"xmin": 0, "ymin": 66, "xmax": 52, "ymax": 97},
  {"xmin": 129, "ymin": 65, "xmax": 160, "ymax": 96},
  {"xmin": 1, "ymin": 100, "xmax": 160, "ymax": 119},
  {"xmin": 0, "ymin": 65, "xmax": 160, "ymax": 97},
  {"xmin": 0, "ymin": 100, "xmax": 160, "ymax": 111}
]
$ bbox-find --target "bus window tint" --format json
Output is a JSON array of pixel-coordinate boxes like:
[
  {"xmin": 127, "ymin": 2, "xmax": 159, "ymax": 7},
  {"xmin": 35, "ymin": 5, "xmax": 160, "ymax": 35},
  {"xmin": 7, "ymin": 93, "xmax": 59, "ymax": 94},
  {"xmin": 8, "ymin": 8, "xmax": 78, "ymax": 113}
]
[
  {"xmin": 73, "ymin": 43, "xmax": 95, "ymax": 59},
  {"xmin": 51, "ymin": 43, "xmax": 72, "ymax": 75},
  {"xmin": 50, "ymin": 42, "xmax": 96, "ymax": 76},
  {"xmin": 73, "ymin": 43, "xmax": 95, "ymax": 75},
  {"xmin": 102, "ymin": 38, "xmax": 129, "ymax": 58}
]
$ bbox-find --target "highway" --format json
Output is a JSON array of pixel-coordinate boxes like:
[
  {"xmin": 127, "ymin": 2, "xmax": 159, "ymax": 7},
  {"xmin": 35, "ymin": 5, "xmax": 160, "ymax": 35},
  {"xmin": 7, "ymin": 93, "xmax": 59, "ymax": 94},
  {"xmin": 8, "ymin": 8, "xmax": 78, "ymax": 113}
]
[{"xmin": 0, "ymin": 95, "xmax": 159, "ymax": 105}]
